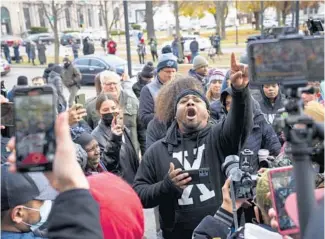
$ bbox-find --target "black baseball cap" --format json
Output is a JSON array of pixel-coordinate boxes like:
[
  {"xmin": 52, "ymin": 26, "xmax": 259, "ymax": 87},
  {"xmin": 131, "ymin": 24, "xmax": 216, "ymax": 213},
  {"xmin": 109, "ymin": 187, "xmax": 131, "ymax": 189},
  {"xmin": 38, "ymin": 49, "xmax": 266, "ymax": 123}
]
[{"xmin": 1, "ymin": 165, "xmax": 58, "ymax": 211}]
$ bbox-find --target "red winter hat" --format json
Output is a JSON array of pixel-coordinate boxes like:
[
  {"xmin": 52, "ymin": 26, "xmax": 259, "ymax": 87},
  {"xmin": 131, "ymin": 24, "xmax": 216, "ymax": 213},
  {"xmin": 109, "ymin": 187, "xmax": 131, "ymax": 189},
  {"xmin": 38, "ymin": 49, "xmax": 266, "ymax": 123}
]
[{"xmin": 88, "ymin": 173, "xmax": 144, "ymax": 239}]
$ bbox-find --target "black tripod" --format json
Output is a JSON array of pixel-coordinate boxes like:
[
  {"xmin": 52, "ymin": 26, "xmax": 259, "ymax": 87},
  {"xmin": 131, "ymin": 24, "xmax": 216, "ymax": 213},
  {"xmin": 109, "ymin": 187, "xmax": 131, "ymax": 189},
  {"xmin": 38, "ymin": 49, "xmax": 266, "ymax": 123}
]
[{"xmin": 277, "ymin": 84, "xmax": 323, "ymax": 237}]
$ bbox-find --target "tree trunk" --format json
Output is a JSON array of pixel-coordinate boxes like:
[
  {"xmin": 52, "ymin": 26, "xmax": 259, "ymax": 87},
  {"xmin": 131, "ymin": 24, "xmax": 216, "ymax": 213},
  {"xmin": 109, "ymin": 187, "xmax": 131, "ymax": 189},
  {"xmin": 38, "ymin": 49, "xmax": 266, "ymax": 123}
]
[
  {"xmin": 145, "ymin": 1, "xmax": 155, "ymax": 40},
  {"xmin": 254, "ymin": 12, "xmax": 260, "ymax": 30},
  {"xmin": 104, "ymin": 1, "xmax": 110, "ymax": 41},
  {"xmin": 276, "ymin": 8, "xmax": 281, "ymax": 26},
  {"xmin": 282, "ymin": 10, "xmax": 287, "ymax": 26},
  {"xmin": 174, "ymin": 1, "xmax": 180, "ymax": 38},
  {"xmin": 52, "ymin": 2, "xmax": 60, "ymax": 64},
  {"xmin": 220, "ymin": 3, "xmax": 227, "ymax": 39}
]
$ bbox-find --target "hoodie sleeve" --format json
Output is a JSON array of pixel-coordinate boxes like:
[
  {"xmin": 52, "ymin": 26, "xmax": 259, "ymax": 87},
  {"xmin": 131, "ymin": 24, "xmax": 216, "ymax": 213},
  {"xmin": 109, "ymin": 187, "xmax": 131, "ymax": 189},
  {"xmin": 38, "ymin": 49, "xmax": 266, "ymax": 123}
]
[
  {"xmin": 139, "ymin": 85, "xmax": 155, "ymax": 128},
  {"xmin": 192, "ymin": 207, "xmax": 233, "ymax": 239},
  {"xmin": 214, "ymin": 85, "xmax": 253, "ymax": 156},
  {"xmin": 261, "ymin": 121, "xmax": 281, "ymax": 156},
  {"xmin": 133, "ymin": 148, "xmax": 182, "ymax": 208},
  {"xmin": 101, "ymin": 133, "xmax": 122, "ymax": 172},
  {"xmin": 47, "ymin": 189, "xmax": 103, "ymax": 239}
]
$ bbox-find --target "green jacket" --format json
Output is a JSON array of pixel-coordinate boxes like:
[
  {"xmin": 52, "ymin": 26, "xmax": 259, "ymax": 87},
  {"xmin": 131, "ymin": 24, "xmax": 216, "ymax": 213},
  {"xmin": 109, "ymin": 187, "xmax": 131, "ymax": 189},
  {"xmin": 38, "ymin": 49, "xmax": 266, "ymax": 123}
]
[
  {"xmin": 86, "ymin": 90, "xmax": 146, "ymax": 155},
  {"xmin": 149, "ymin": 39, "xmax": 157, "ymax": 52}
]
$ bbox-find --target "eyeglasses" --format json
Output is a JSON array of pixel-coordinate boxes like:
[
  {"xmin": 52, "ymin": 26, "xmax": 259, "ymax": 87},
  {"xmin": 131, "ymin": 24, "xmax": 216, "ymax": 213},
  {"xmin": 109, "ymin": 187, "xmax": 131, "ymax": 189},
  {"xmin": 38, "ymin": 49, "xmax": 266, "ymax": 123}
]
[{"xmin": 85, "ymin": 144, "xmax": 99, "ymax": 152}]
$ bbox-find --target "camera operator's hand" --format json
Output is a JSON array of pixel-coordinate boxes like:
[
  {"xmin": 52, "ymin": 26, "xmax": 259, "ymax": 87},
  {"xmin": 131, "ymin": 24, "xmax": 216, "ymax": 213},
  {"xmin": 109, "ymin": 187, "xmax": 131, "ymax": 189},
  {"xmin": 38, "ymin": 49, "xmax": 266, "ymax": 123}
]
[
  {"xmin": 68, "ymin": 104, "xmax": 87, "ymax": 126},
  {"xmin": 221, "ymin": 178, "xmax": 249, "ymax": 213},
  {"xmin": 7, "ymin": 112, "xmax": 89, "ymax": 192},
  {"xmin": 230, "ymin": 53, "xmax": 249, "ymax": 90},
  {"xmin": 168, "ymin": 162, "xmax": 192, "ymax": 189}
]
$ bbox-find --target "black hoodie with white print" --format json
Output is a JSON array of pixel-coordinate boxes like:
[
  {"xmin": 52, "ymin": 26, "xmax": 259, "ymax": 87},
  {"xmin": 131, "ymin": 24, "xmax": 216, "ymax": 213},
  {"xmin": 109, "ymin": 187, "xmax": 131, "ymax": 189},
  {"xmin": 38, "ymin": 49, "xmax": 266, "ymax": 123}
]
[{"xmin": 133, "ymin": 85, "xmax": 253, "ymax": 239}]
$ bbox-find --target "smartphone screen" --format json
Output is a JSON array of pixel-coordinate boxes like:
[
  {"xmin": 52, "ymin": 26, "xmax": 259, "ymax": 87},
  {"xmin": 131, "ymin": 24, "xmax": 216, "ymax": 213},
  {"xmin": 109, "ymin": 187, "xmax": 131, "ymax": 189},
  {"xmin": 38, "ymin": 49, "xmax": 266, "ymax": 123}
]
[
  {"xmin": 1, "ymin": 102, "xmax": 14, "ymax": 126},
  {"xmin": 248, "ymin": 37, "xmax": 324, "ymax": 84},
  {"xmin": 15, "ymin": 87, "xmax": 56, "ymax": 172},
  {"xmin": 268, "ymin": 167, "xmax": 298, "ymax": 235}
]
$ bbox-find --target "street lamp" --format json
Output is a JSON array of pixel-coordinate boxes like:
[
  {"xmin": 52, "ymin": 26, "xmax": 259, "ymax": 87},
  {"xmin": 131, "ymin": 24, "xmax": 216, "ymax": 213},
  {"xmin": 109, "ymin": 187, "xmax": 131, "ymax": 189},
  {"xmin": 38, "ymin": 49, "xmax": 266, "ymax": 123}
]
[{"xmin": 123, "ymin": 0, "xmax": 132, "ymax": 76}]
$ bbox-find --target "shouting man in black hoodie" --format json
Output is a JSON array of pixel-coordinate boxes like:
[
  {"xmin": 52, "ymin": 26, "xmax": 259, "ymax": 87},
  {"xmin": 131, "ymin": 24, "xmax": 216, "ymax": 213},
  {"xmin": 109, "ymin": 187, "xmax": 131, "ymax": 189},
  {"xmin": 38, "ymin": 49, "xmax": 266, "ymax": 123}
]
[{"xmin": 133, "ymin": 53, "xmax": 253, "ymax": 239}]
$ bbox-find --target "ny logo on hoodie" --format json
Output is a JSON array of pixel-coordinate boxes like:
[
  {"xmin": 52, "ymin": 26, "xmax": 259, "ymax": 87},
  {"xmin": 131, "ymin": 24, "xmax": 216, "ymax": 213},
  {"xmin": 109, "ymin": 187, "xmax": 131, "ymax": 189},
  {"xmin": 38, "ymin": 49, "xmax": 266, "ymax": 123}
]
[{"xmin": 173, "ymin": 144, "xmax": 215, "ymax": 206}]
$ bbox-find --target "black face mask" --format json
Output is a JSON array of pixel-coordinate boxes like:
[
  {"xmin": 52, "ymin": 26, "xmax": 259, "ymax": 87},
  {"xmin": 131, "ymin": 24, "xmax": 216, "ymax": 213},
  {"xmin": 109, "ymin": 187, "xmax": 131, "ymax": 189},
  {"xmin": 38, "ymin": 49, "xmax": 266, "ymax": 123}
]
[
  {"xmin": 102, "ymin": 113, "xmax": 114, "ymax": 126},
  {"xmin": 64, "ymin": 62, "xmax": 71, "ymax": 68}
]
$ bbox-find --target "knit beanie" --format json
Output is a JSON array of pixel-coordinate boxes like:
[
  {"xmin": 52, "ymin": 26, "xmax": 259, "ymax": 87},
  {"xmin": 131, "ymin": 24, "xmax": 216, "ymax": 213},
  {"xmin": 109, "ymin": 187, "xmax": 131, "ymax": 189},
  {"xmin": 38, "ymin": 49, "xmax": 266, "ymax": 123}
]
[
  {"xmin": 161, "ymin": 45, "xmax": 172, "ymax": 54},
  {"xmin": 17, "ymin": 76, "xmax": 28, "ymax": 86},
  {"xmin": 157, "ymin": 53, "xmax": 178, "ymax": 72},
  {"xmin": 74, "ymin": 131, "xmax": 94, "ymax": 149},
  {"xmin": 174, "ymin": 89, "xmax": 210, "ymax": 114},
  {"xmin": 304, "ymin": 101, "xmax": 324, "ymax": 123},
  {"xmin": 140, "ymin": 62, "xmax": 155, "ymax": 78},
  {"xmin": 207, "ymin": 69, "xmax": 225, "ymax": 86},
  {"xmin": 193, "ymin": 55, "xmax": 208, "ymax": 70}
]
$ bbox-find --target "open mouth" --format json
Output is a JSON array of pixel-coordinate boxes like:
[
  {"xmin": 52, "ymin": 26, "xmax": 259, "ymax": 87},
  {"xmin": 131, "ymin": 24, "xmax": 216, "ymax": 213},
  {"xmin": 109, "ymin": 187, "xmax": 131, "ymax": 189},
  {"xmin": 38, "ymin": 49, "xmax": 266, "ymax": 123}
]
[{"xmin": 186, "ymin": 108, "xmax": 197, "ymax": 120}]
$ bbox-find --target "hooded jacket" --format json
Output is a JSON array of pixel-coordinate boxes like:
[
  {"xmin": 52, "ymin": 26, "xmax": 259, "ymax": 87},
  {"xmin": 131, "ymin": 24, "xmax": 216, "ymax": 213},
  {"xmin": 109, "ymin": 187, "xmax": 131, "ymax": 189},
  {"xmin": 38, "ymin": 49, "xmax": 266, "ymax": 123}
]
[
  {"xmin": 139, "ymin": 75, "xmax": 163, "ymax": 128},
  {"xmin": 60, "ymin": 63, "xmax": 81, "ymax": 88},
  {"xmin": 91, "ymin": 120, "xmax": 139, "ymax": 185},
  {"xmin": 133, "ymin": 86, "xmax": 252, "ymax": 239},
  {"xmin": 257, "ymin": 86, "xmax": 285, "ymax": 125},
  {"xmin": 47, "ymin": 71, "xmax": 67, "ymax": 113},
  {"xmin": 132, "ymin": 73, "xmax": 150, "ymax": 99},
  {"xmin": 188, "ymin": 69, "xmax": 208, "ymax": 92},
  {"xmin": 211, "ymin": 88, "xmax": 281, "ymax": 172}
]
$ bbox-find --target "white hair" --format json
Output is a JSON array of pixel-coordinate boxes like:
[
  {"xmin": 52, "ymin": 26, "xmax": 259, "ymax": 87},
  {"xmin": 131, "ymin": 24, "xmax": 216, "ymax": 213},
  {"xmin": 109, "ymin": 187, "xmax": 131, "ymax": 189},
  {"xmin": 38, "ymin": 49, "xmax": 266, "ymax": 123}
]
[{"xmin": 99, "ymin": 70, "xmax": 120, "ymax": 84}]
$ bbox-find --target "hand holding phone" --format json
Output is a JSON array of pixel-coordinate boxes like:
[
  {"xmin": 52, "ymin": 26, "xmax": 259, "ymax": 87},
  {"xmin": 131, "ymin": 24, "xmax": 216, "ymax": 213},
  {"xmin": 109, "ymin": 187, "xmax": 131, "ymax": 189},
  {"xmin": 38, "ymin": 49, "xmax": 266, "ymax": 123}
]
[
  {"xmin": 14, "ymin": 86, "xmax": 56, "ymax": 172},
  {"xmin": 68, "ymin": 104, "xmax": 87, "ymax": 126},
  {"xmin": 168, "ymin": 162, "xmax": 192, "ymax": 189}
]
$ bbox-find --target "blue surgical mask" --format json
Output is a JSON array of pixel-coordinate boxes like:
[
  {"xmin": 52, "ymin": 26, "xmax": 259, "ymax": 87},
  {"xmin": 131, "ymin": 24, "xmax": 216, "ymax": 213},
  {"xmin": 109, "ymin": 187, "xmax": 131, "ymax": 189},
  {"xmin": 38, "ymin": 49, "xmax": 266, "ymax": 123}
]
[{"xmin": 21, "ymin": 200, "xmax": 52, "ymax": 231}]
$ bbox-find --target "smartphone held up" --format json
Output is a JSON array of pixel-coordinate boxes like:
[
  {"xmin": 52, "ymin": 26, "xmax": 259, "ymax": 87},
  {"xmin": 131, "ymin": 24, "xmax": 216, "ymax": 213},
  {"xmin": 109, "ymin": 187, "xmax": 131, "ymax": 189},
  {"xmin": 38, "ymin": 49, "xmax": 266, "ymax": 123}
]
[{"xmin": 14, "ymin": 86, "xmax": 57, "ymax": 172}]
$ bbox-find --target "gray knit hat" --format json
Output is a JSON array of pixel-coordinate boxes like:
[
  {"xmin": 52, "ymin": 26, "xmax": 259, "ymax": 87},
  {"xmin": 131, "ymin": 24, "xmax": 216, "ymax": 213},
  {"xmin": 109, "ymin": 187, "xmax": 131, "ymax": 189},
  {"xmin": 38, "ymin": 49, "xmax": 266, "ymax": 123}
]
[{"xmin": 193, "ymin": 55, "xmax": 208, "ymax": 70}]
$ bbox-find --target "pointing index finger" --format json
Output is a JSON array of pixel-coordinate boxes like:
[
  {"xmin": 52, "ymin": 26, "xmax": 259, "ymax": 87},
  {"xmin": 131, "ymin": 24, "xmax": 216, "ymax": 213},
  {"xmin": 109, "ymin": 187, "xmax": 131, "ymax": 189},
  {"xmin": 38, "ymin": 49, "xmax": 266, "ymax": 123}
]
[{"xmin": 231, "ymin": 52, "xmax": 238, "ymax": 71}]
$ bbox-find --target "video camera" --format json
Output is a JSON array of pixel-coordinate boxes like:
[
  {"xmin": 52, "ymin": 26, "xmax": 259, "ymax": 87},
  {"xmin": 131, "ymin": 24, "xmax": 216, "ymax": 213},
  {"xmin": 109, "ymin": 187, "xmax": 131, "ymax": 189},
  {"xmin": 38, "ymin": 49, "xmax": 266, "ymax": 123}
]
[
  {"xmin": 247, "ymin": 33, "xmax": 324, "ymax": 237},
  {"xmin": 221, "ymin": 149, "xmax": 257, "ymax": 200},
  {"xmin": 307, "ymin": 18, "xmax": 324, "ymax": 35}
]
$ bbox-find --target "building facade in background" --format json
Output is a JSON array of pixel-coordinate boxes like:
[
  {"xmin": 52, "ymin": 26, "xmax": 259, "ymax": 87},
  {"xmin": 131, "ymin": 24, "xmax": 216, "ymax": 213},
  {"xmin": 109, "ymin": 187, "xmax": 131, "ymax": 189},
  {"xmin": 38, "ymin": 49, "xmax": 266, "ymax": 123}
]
[{"xmin": 1, "ymin": 0, "xmax": 124, "ymax": 36}]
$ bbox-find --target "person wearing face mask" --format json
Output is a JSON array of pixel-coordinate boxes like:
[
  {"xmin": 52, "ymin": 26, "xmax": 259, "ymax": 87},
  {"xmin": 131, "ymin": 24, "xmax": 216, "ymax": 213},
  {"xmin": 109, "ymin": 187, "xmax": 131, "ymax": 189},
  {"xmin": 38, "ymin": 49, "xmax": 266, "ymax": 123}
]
[
  {"xmin": 86, "ymin": 70, "xmax": 146, "ymax": 157},
  {"xmin": 1, "ymin": 166, "xmax": 57, "ymax": 239},
  {"xmin": 74, "ymin": 131, "xmax": 108, "ymax": 176},
  {"xmin": 91, "ymin": 93, "xmax": 139, "ymax": 184},
  {"xmin": 60, "ymin": 57, "xmax": 82, "ymax": 108}
]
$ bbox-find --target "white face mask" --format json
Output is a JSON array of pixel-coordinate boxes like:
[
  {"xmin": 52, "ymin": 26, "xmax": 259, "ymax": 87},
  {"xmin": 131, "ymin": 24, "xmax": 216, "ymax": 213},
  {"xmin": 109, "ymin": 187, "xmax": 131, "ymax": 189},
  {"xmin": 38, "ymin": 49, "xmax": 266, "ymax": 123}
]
[{"xmin": 21, "ymin": 200, "xmax": 52, "ymax": 231}]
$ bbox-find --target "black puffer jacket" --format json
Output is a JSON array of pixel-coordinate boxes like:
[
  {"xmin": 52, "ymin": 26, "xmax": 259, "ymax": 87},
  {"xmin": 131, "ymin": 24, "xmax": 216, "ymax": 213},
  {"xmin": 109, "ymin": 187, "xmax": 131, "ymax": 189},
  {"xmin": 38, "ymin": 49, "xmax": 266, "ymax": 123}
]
[
  {"xmin": 91, "ymin": 120, "xmax": 139, "ymax": 184},
  {"xmin": 257, "ymin": 86, "xmax": 285, "ymax": 125}
]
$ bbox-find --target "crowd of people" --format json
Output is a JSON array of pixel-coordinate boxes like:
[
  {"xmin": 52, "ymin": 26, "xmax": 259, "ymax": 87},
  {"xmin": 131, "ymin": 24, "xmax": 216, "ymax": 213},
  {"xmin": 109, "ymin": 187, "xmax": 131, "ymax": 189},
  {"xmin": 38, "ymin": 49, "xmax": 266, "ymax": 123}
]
[{"xmin": 1, "ymin": 40, "xmax": 324, "ymax": 239}]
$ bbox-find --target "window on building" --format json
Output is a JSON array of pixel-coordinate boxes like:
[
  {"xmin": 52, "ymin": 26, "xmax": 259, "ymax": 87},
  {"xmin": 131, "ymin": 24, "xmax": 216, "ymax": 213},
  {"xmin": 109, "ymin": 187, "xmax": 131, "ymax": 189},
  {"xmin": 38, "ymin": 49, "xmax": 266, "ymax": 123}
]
[
  {"xmin": 23, "ymin": 7, "xmax": 31, "ymax": 29},
  {"xmin": 65, "ymin": 8, "xmax": 71, "ymax": 28},
  {"xmin": 99, "ymin": 9, "xmax": 103, "ymax": 26},
  {"xmin": 303, "ymin": 8, "xmax": 307, "ymax": 15},
  {"xmin": 314, "ymin": 8, "xmax": 319, "ymax": 14},
  {"xmin": 88, "ymin": 9, "xmax": 92, "ymax": 27},
  {"xmin": 38, "ymin": 7, "xmax": 45, "ymax": 27}
]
